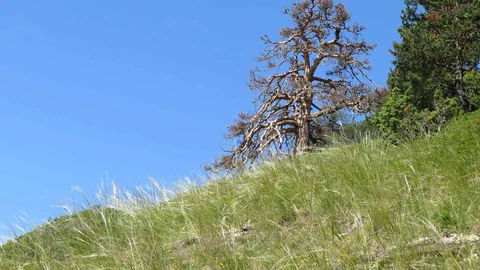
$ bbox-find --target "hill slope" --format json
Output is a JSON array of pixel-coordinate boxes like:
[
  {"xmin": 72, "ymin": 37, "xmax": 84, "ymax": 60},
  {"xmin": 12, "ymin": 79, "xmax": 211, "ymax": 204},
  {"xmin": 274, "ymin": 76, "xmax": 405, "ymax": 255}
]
[{"xmin": 1, "ymin": 111, "xmax": 480, "ymax": 269}]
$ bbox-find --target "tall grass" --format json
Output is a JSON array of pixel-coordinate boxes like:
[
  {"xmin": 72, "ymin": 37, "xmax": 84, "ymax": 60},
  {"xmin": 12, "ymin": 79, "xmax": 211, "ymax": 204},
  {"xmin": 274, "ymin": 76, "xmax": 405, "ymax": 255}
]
[{"xmin": 1, "ymin": 111, "xmax": 480, "ymax": 269}]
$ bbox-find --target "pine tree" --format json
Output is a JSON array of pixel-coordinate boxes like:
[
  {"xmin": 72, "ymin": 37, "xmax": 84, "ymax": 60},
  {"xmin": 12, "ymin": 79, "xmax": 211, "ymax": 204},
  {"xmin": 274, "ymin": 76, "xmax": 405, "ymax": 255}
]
[
  {"xmin": 207, "ymin": 0, "xmax": 379, "ymax": 172},
  {"xmin": 373, "ymin": 0, "xmax": 480, "ymax": 139}
]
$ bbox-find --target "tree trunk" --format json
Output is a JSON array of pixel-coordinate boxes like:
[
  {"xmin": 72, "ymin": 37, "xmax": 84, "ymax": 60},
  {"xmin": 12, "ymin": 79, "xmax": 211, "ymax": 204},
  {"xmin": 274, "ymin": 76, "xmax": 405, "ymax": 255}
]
[
  {"xmin": 294, "ymin": 94, "xmax": 312, "ymax": 155},
  {"xmin": 454, "ymin": 8, "xmax": 471, "ymax": 112},
  {"xmin": 454, "ymin": 50, "xmax": 470, "ymax": 111},
  {"xmin": 295, "ymin": 119, "xmax": 310, "ymax": 155}
]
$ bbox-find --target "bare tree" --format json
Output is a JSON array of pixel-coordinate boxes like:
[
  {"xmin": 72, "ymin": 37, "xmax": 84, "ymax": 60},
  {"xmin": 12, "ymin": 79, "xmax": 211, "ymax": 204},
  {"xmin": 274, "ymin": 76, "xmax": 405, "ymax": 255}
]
[{"xmin": 207, "ymin": 0, "xmax": 381, "ymax": 172}]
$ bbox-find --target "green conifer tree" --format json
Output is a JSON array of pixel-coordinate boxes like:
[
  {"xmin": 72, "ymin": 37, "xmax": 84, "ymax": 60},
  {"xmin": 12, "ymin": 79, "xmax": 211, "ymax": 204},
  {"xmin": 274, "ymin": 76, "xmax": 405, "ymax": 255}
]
[{"xmin": 373, "ymin": 0, "xmax": 480, "ymax": 139}]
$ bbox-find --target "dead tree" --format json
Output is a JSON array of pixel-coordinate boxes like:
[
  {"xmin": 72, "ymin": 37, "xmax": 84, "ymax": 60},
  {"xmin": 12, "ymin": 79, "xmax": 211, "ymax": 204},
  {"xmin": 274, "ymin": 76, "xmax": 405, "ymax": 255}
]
[{"xmin": 207, "ymin": 0, "xmax": 380, "ymax": 172}]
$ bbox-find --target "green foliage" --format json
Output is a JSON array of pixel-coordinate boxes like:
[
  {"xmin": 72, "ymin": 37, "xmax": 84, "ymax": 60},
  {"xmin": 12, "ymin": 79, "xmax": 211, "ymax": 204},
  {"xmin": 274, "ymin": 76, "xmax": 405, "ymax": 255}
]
[
  {"xmin": 465, "ymin": 70, "xmax": 480, "ymax": 109},
  {"xmin": 337, "ymin": 119, "xmax": 378, "ymax": 143},
  {"xmin": 370, "ymin": 87, "xmax": 418, "ymax": 140},
  {"xmin": 1, "ymin": 110, "xmax": 480, "ymax": 269},
  {"xmin": 313, "ymin": 111, "xmax": 379, "ymax": 147},
  {"xmin": 372, "ymin": 87, "xmax": 462, "ymax": 142},
  {"xmin": 433, "ymin": 202, "xmax": 458, "ymax": 229},
  {"xmin": 373, "ymin": 0, "xmax": 480, "ymax": 140}
]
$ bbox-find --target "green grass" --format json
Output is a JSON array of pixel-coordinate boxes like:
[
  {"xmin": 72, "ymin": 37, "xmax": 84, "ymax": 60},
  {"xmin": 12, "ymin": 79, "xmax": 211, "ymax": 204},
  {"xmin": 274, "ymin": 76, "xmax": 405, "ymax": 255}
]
[{"xmin": 1, "ymin": 111, "xmax": 480, "ymax": 269}]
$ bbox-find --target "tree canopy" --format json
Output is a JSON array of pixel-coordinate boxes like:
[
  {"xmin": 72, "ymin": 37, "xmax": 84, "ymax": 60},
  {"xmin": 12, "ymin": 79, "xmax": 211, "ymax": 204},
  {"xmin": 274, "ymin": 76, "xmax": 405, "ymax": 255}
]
[
  {"xmin": 373, "ymin": 0, "xmax": 480, "ymax": 139},
  {"xmin": 207, "ymin": 0, "xmax": 381, "ymax": 172}
]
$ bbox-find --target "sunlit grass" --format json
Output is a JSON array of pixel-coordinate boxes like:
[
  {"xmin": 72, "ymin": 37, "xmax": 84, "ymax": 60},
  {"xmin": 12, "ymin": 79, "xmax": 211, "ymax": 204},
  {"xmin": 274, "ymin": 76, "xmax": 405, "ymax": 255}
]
[{"xmin": 1, "ymin": 111, "xmax": 480, "ymax": 269}]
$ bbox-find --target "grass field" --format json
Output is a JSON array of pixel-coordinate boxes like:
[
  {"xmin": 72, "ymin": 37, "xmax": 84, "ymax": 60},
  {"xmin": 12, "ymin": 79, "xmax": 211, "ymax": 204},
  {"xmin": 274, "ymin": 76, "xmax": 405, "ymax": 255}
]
[{"xmin": 1, "ymin": 110, "xmax": 480, "ymax": 269}]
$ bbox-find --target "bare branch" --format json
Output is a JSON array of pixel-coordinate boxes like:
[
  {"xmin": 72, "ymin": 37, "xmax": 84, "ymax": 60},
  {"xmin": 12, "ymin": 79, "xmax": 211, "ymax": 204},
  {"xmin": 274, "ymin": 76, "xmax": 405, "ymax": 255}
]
[{"xmin": 208, "ymin": 0, "xmax": 379, "ymax": 173}]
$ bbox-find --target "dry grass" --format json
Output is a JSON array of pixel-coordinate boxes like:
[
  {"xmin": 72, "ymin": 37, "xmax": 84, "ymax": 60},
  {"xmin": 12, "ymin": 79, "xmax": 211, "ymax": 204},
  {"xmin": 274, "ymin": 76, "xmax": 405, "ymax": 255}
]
[{"xmin": 1, "ymin": 111, "xmax": 480, "ymax": 269}]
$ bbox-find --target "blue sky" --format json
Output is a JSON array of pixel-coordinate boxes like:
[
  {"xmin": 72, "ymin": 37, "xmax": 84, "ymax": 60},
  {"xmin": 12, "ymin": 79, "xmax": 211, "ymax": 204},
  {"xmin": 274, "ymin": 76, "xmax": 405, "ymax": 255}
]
[{"xmin": 0, "ymin": 0, "xmax": 405, "ymax": 240}]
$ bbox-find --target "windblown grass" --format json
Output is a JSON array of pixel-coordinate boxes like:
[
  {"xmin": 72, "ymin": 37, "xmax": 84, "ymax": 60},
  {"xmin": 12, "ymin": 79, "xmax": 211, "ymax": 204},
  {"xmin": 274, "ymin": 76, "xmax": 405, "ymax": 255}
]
[{"xmin": 1, "ymin": 111, "xmax": 480, "ymax": 269}]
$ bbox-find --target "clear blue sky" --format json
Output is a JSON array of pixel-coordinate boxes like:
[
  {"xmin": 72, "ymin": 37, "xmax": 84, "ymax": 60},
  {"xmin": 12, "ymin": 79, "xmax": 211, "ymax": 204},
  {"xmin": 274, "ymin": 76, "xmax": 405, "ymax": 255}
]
[{"xmin": 0, "ymin": 0, "xmax": 404, "ymax": 241}]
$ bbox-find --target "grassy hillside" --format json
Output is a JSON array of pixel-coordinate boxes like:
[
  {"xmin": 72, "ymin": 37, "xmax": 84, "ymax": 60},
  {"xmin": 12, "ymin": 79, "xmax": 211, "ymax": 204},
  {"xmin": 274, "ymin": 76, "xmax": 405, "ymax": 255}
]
[{"xmin": 1, "ymin": 111, "xmax": 480, "ymax": 269}]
